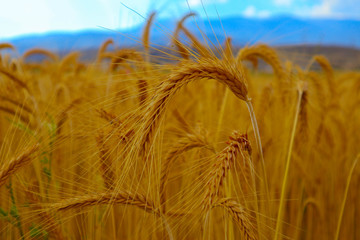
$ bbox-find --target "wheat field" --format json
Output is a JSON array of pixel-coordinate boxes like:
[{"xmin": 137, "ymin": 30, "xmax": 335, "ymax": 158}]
[{"xmin": 0, "ymin": 12, "xmax": 359, "ymax": 240}]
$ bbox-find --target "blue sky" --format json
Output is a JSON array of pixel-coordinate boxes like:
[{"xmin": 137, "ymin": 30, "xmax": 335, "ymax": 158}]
[{"xmin": 1, "ymin": 0, "xmax": 359, "ymax": 38}]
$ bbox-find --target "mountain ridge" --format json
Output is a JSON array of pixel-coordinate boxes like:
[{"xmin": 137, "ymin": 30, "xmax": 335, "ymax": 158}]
[{"xmin": 2, "ymin": 16, "xmax": 359, "ymax": 55}]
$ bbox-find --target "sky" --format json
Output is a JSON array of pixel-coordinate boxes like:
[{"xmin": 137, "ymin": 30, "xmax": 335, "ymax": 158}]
[{"xmin": 1, "ymin": 0, "xmax": 359, "ymax": 39}]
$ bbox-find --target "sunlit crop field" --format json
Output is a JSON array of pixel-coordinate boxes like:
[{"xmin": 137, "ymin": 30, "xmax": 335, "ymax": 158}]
[{"xmin": 0, "ymin": 12, "xmax": 359, "ymax": 240}]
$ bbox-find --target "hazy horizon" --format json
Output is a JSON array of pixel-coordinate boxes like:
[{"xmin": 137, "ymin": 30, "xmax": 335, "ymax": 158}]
[{"xmin": 1, "ymin": 0, "xmax": 360, "ymax": 39}]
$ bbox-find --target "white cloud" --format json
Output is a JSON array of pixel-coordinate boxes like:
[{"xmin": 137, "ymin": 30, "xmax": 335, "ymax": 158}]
[
  {"xmin": 293, "ymin": 0, "xmax": 345, "ymax": 18},
  {"xmin": 310, "ymin": 1, "xmax": 332, "ymax": 17},
  {"xmin": 0, "ymin": 0, "xmax": 53, "ymax": 38},
  {"xmin": 243, "ymin": 6, "xmax": 256, "ymax": 17},
  {"xmin": 187, "ymin": 0, "xmax": 227, "ymax": 7},
  {"xmin": 258, "ymin": 10, "xmax": 271, "ymax": 18},
  {"xmin": 243, "ymin": 6, "xmax": 270, "ymax": 18},
  {"xmin": 274, "ymin": 0, "xmax": 292, "ymax": 6}
]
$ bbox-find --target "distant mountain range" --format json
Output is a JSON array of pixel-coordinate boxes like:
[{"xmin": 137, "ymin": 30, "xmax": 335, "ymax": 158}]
[{"xmin": 3, "ymin": 16, "xmax": 360, "ymax": 56}]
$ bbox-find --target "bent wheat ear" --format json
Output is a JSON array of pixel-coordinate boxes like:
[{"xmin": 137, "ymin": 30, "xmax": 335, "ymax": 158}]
[
  {"xmin": 143, "ymin": 12, "xmax": 156, "ymax": 56},
  {"xmin": 0, "ymin": 43, "xmax": 15, "ymax": 51},
  {"xmin": 311, "ymin": 55, "xmax": 335, "ymax": 97},
  {"xmin": 0, "ymin": 144, "xmax": 40, "ymax": 188},
  {"xmin": 139, "ymin": 58, "xmax": 248, "ymax": 152},
  {"xmin": 59, "ymin": 51, "xmax": 81, "ymax": 72},
  {"xmin": 309, "ymin": 55, "xmax": 334, "ymax": 80},
  {"xmin": 50, "ymin": 190, "xmax": 159, "ymax": 215},
  {"xmin": 97, "ymin": 38, "xmax": 114, "ymax": 63},
  {"xmin": 213, "ymin": 198, "xmax": 257, "ymax": 240},
  {"xmin": 173, "ymin": 12, "xmax": 197, "ymax": 59},
  {"xmin": 22, "ymin": 48, "xmax": 59, "ymax": 62},
  {"xmin": 237, "ymin": 44, "xmax": 284, "ymax": 80}
]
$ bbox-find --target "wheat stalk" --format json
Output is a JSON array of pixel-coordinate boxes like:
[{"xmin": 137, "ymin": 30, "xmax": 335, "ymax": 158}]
[{"xmin": 274, "ymin": 81, "xmax": 305, "ymax": 239}]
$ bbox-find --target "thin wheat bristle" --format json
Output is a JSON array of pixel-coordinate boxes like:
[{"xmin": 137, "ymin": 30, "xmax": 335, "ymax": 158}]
[
  {"xmin": 223, "ymin": 37, "xmax": 233, "ymax": 60},
  {"xmin": 180, "ymin": 25, "xmax": 212, "ymax": 58},
  {"xmin": 110, "ymin": 49, "xmax": 143, "ymax": 71}
]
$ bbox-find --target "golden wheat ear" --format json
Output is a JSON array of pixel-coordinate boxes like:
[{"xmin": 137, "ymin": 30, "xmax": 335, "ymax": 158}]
[{"xmin": 0, "ymin": 143, "xmax": 40, "ymax": 188}]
